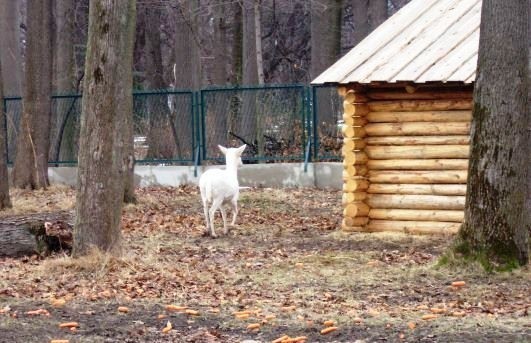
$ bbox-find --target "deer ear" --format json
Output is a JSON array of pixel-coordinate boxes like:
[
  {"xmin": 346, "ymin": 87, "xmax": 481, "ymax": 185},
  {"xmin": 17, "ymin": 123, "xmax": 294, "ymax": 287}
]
[
  {"xmin": 237, "ymin": 144, "xmax": 247, "ymax": 155},
  {"xmin": 218, "ymin": 145, "xmax": 228, "ymax": 155}
]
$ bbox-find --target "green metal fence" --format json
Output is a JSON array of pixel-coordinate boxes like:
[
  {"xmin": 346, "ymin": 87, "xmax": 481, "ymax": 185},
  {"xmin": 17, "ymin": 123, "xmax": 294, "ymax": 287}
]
[{"xmin": 2, "ymin": 84, "xmax": 341, "ymax": 167}]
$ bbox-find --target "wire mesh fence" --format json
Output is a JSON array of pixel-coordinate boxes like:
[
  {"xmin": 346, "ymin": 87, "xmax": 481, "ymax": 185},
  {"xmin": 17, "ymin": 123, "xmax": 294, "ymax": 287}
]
[
  {"xmin": 200, "ymin": 85, "xmax": 307, "ymax": 163},
  {"xmin": 2, "ymin": 84, "xmax": 341, "ymax": 166},
  {"xmin": 312, "ymin": 85, "xmax": 343, "ymax": 161}
]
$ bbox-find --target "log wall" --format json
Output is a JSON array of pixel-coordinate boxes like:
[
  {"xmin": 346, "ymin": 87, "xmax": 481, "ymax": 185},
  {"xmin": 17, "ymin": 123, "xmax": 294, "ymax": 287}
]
[{"xmin": 340, "ymin": 84, "xmax": 473, "ymax": 235}]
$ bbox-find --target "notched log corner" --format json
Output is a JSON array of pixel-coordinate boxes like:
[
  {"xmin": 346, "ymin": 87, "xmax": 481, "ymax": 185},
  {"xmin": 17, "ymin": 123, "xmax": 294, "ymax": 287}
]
[{"xmin": 0, "ymin": 211, "xmax": 74, "ymax": 258}]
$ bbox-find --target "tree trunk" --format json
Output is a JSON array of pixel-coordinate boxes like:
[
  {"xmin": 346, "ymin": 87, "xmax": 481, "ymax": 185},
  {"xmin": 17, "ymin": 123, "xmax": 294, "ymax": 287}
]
[
  {"xmin": 117, "ymin": 3, "xmax": 137, "ymax": 204},
  {"xmin": 0, "ymin": 59, "xmax": 11, "ymax": 209},
  {"xmin": 51, "ymin": 0, "xmax": 77, "ymax": 163},
  {"xmin": 12, "ymin": 0, "xmax": 53, "ymax": 190},
  {"xmin": 0, "ymin": 0, "xmax": 23, "ymax": 96},
  {"xmin": 74, "ymin": 0, "xmax": 136, "ymax": 257},
  {"xmin": 0, "ymin": 211, "xmax": 73, "ymax": 257},
  {"xmin": 351, "ymin": 0, "xmax": 369, "ymax": 46},
  {"xmin": 368, "ymin": 0, "xmax": 387, "ymax": 31},
  {"xmin": 211, "ymin": 2, "xmax": 230, "ymax": 85},
  {"xmin": 144, "ymin": 5, "xmax": 174, "ymax": 159},
  {"xmin": 173, "ymin": 0, "xmax": 201, "ymax": 159},
  {"xmin": 459, "ymin": 0, "xmax": 529, "ymax": 267},
  {"xmin": 310, "ymin": 0, "xmax": 342, "ymax": 79}
]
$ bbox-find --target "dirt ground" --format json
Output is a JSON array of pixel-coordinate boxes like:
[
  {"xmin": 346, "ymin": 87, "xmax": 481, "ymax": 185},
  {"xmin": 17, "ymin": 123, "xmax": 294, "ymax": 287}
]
[{"xmin": 0, "ymin": 186, "xmax": 529, "ymax": 343}]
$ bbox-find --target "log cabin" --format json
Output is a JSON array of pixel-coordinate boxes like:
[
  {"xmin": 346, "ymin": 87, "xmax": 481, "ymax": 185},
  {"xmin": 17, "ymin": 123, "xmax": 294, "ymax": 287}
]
[{"xmin": 312, "ymin": 0, "xmax": 481, "ymax": 235}]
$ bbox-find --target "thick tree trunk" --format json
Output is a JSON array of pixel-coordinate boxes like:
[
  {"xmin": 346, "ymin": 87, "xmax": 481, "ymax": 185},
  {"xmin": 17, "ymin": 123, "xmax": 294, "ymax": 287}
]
[
  {"xmin": 144, "ymin": 5, "xmax": 174, "ymax": 159},
  {"xmin": 0, "ymin": 0, "xmax": 23, "ymax": 96},
  {"xmin": 0, "ymin": 60, "xmax": 11, "ymax": 209},
  {"xmin": 12, "ymin": 0, "xmax": 53, "ymax": 190},
  {"xmin": 74, "ymin": 0, "xmax": 136, "ymax": 257},
  {"xmin": 351, "ymin": 0, "xmax": 369, "ymax": 46},
  {"xmin": 173, "ymin": 0, "xmax": 200, "ymax": 159},
  {"xmin": 0, "ymin": 211, "xmax": 73, "ymax": 257},
  {"xmin": 368, "ymin": 0, "xmax": 388, "ymax": 30},
  {"xmin": 117, "ymin": 3, "xmax": 137, "ymax": 204},
  {"xmin": 459, "ymin": 0, "xmax": 529, "ymax": 266},
  {"xmin": 51, "ymin": 0, "xmax": 77, "ymax": 163},
  {"xmin": 211, "ymin": 2, "xmax": 230, "ymax": 85},
  {"xmin": 310, "ymin": 0, "xmax": 342, "ymax": 79}
]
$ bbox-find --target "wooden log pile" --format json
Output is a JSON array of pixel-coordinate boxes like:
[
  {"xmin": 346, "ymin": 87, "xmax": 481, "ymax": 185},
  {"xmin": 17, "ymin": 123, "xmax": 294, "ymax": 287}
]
[{"xmin": 339, "ymin": 85, "xmax": 472, "ymax": 235}]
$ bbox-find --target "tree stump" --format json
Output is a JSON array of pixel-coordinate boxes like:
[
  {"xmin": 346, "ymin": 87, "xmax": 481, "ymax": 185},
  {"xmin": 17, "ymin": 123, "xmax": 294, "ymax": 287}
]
[{"xmin": 0, "ymin": 211, "xmax": 74, "ymax": 257}]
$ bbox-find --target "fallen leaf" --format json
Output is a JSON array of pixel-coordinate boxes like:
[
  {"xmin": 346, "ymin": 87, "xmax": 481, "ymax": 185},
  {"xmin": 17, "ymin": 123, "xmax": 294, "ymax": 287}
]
[
  {"xmin": 50, "ymin": 298, "xmax": 66, "ymax": 308},
  {"xmin": 59, "ymin": 322, "xmax": 79, "ymax": 328},
  {"xmin": 407, "ymin": 321, "xmax": 416, "ymax": 330},
  {"xmin": 165, "ymin": 305, "xmax": 186, "ymax": 312},
  {"xmin": 157, "ymin": 314, "xmax": 167, "ymax": 320},
  {"xmin": 185, "ymin": 309, "xmax": 199, "ymax": 316},
  {"xmin": 162, "ymin": 320, "xmax": 172, "ymax": 333},
  {"xmin": 323, "ymin": 320, "xmax": 335, "ymax": 327},
  {"xmin": 272, "ymin": 335, "xmax": 290, "ymax": 343},
  {"xmin": 430, "ymin": 308, "xmax": 445, "ymax": 314},
  {"xmin": 421, "ymin": 314, "xmax": 438, "ymax": 320},
  {"xmin": 320, "ymin": 326, "xmax": 338, "ymax": 334},
  {"xmin": 247, "ymin": 323, "xmax": 260, "ymax": 330},
  {"xmin": 452, "ymin": 311, "xmax": 466, "ymax": 317}
]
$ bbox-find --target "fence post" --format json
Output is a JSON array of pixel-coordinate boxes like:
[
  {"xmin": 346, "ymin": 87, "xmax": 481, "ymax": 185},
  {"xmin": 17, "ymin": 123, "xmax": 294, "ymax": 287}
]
[
  {"xmin": 3, "ymin": 98, "xmax": 7, "ymax": 164},
  {"xmin": 193, "ymin": 91, "xmax": 202, "ymax": 177},
  {"xmin": 312, "ymin": 86, "xmax": 319, "ymax": 161},
  {"xmin": 303, "ymin": 86, "xmax": 311, "ymax": 173}
]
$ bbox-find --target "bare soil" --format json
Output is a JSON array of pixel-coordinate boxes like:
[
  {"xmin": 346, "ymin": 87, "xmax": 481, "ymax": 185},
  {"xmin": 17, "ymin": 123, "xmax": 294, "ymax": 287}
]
[{"xmin": 0, "ymin": 186, "xmax": 529, "ymax": 343}]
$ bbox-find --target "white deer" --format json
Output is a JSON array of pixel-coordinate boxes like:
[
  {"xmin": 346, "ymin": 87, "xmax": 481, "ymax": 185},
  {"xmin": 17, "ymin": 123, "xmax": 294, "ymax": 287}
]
[{"xmin": 199, "ymin": 144, "xmax": 246, "ymax": 237}]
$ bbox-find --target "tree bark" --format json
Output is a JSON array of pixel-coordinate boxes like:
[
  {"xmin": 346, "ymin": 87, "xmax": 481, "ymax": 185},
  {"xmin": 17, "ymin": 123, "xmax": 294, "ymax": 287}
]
[
  {"xmin": 0, "ymin": 59, "xmax": 11, "ymax": 209},
  {"xmin": 211, "ymin": 1, "xmax": 230, "ymax": 85},
  {"xmin": 74, "ymin": 0, "xmax": 136, "ymax": 257},
  {"xmin": 310, "ymin": 0, "xmax": 342, "ymax": 79},
  {"xmin": 0, "ymin": 0, "xmax": 23, "ymax": 96},
  {"xmin": 116, "ymin": 2, "xmax": 137, "ymax": 204},
  {"xmin": 459, "ymin": 0, "xmax": 529, "ymax": 266},
  {"xmin": 0, "ymin": 211, "xmax": 73, "ymax": 257},
  {"xmin": 351, "ymin": 0, "xmax": 369, "ymax": 46},
  {"xmin": 51, "ymin": 0, "xmax": 77, "ymax": 163},
  {"xmin": 143, "ymin": 5, "xmax": 176, "ymax": 160},
  {"xmin": 368, "ymin": 0, "xmax": 387, "ymax": 31},
  {"xmin": 12, "ymin": 0, "xmax": 53, "ymax": 190}
]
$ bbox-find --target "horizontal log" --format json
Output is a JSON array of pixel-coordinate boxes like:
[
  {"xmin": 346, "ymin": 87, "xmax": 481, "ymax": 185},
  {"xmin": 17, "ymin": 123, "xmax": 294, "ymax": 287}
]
[
  {"xmin": 343, "ymin": 202, "xmax": 370, "ymax": 217},
  {"xmin": 366, "ymin": 111, "xmax": 472, "ymax": 123},
  {"xmin": 366, "ymin": 135, "xmax": 470, "ymax": 145},
  {"xmin": 366, "ymin": 220, "xmax": 460, "ymax": 235},
  {"xmin": 344, "ymin": 102, "xmax": 369, "ymax": 117},
  {"xmin": 344, "ymin": 91, "xmax": 369, "ymax": 103},
  {"xmin": 341, "ymin": 224, "xmax": 365, "ymax": 233},
  {"xmin": 343, "ymin": 166, "xmax": 368, "ymax": 178},
  {"xmin": 368, "ymin": 99, "xmax": 473, "ymax": 112},
  {"xmin": 338, "ymin": 85, "xmax": 365, "ymax": 97},
  {"xmin": 366, "ymin": 90, "xmax": 472, "ymax": 100},
  {"xmin": 366, "ymin": 194, "xmax": 465, "ymax": 210},
  {"xmin": 342, "ymin": 217, "xmax": 369, "ymax": 227},
  {"xmin": 368, "ymin": 209, "xmax": 464, "ymax": 222},
  {"xmin": 343, "ymin": 114, "xmax": 368, "ymax": 126},
  {"xmin": 365, "ymin": 122, "xmax": 471, "ymax": 136},
  {"xmin": 368, "ymin": 170, "xmax": 468, "ymax": 184},
  {"xmin": 367, "ymin": 159, "xmax": 469, "ymax": 170},
  {"xmin": 342, "ymin": 192, "xmax": 368, "ymax": 204},
  {"xmin": 366, "ymin": 145, "xmax": 469, "ymax": 159},
  {"xmin": 343, "ymin": 151, "xmax": 368, "ymax": 165},
  {"xmin": 343, "ymin": 178, "xmax": 369, "ymax": 192},
  {"xmin": 367, "ymin": 183, "xmax": 467, "ymax": 195},
  {"xmin": 341, "ymin": 125, "xmax": 367, "ymax": 138},
  {"xmin": 343, "ymin": 138, "xmax": 366, "ymax": 150}
]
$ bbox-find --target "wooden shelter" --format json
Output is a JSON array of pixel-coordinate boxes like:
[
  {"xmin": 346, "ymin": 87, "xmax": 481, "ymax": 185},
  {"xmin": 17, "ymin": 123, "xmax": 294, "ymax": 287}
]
[{"xmin": 313, "ymin": 0, "xmax": 481, "ymax": 235}]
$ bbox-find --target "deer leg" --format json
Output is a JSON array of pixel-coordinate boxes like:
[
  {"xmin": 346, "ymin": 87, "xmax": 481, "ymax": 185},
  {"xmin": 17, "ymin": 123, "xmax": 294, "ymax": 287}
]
[
  {"xmin": 220, "ymin": 205, "xmax": 229, "ymax": 235},
  {"xmin": 230, "ymin": 199, "xmax": 238, "ymax": 226},
  {"xmin": 202, "ymin": 199, "xmax": 210, "ymax": 236},
  {"xmin": 208, "ymin": 198, "xmax": 223, "ymax": 238}
]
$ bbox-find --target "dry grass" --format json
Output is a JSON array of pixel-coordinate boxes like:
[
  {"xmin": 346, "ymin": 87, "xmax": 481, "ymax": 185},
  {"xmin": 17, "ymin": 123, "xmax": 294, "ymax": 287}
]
[{"xmin": 0, "ymin": 185, "xmax": 75, "ymax": 217}]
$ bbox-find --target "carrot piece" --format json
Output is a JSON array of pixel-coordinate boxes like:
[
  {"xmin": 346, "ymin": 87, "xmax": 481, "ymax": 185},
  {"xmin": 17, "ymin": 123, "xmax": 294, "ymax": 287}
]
[
  {"xmin": 451, "ymin": 281, "xmax": 466, "ymax": 287},
  {"xmin": 59, "ymin": 322, "xmax": 79, "ymax": 328},
  {"xmin": 247, "ymin": 323, "xmax": 260, "ymax": 330},
  {"xmin": 320, "ymin": 326, "xmax": 338, "ymax": 334},
  {"xmin": 323, "ymin": 320, "xmax": 335, "ymax": 327}
]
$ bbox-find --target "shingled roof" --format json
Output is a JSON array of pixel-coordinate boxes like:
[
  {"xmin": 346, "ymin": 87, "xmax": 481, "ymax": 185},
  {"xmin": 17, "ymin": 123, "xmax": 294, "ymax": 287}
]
[{"xmin": 312, "ymin": 0, "xmax": 481, "ymax": 85}]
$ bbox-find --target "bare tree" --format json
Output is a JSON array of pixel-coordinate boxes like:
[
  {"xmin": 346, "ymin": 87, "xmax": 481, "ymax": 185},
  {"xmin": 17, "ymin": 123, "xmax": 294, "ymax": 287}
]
[
  {"xmin": 0, "ymin": 0, "xmax": 23, "ymax": 96},
  {"xmin": 73, "ymin": 0, "xmax": 136, "ymax": 257},
  {"xmin": 51, "ymin": 0, "xmax": 77, "ymax": 163},
  {"xmin": 368, "ymin": 0, "xmax": 388, "ymax": 30},
  {"xmin": 351, "ymin": 0, "xmax": 369, "ymax": 46},
  {"xmin": 458, "ymin": 0, "xmax": 529, "ymax": 267},
  {"xmin": 12, "ymin": 0, "xmax": 53, "ymax": 190},
  {"xmin": 0, "ymin": 59, "xmax": 12, "ymax": 210},
  {"xmin": 310, "ymin": 0, "xmax": 342, "ymax": 79}
]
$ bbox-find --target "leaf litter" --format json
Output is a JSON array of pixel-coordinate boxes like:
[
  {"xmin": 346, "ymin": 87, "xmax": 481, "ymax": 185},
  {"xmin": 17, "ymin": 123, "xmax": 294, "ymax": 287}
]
[{"xmin": 0, "ymin": 186, "xmax": 529, "ymax": 342}]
